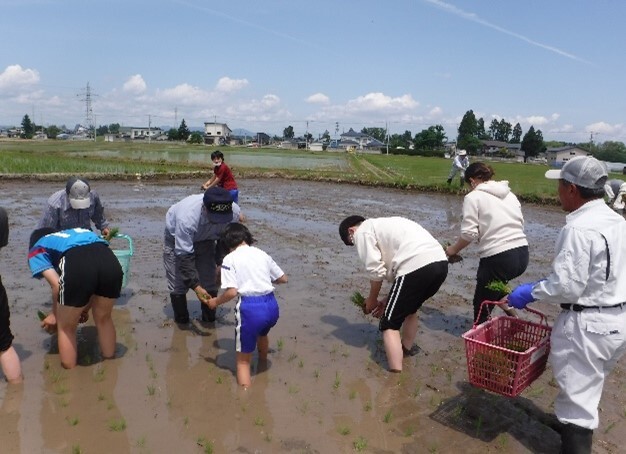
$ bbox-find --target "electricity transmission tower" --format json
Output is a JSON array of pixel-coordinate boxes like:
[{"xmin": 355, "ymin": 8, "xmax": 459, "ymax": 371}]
[{"xmin": 77, "ymin": 82, "xmax": 97, "ymax": 132}]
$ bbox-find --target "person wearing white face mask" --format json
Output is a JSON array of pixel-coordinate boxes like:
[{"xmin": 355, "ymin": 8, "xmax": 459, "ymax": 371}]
[{"xmin": 201, "ymin": 150, "xmax": 239, "ymax": 203}]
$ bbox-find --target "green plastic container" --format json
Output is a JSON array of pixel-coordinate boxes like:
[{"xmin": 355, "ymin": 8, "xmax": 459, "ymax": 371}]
[{"xmin": 110, "ymin": 234, "xmax": 134, "ymax": 288}]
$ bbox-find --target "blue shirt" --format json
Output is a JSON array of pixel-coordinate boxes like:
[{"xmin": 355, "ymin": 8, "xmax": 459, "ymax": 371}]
[{"xmin": 28, "ymin": 228, "xmax": 107, "ymax": 277}]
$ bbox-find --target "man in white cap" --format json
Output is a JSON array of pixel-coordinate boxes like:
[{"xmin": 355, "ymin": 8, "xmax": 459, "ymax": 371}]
[
  {"xmin": 604, "ymin": 178, "xmax": 626, "ymax": 214},
  {"xmin": 446, "ymin": 149, "xmax": 469, "ymax": 185},
  {"xmin": 37, "ymin": 177, "xmax": 110, "ymax": 237},
  {"xmin": 508, "ymin": 156, "xmax": 626, "ymax": 453}
]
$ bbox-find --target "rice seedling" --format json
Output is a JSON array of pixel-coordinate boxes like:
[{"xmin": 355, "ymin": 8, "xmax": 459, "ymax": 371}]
[
  {"xmin": 337, "ymin": 425, "xmax": 351, "ymax": 436},
  {"xmin": 108, "ymin": 418, "xmax": 127, "ymax": 432},
  {"xmin": 298, "ymin": 359, "xmax": 304, "ymax": 368},
  {"xmin": 364, "ymin": 401, "xmax": 372, "ymax": 412},
  {"xmin": 254, "ymin": 416, "xmax": 265, "ymax": 426},
  {"xmin": 196, "ymin": 437, "xmax": 214, "ymax": 454},
  {"xmin": 276, "ymin": 338, "xmax": 284, "ymax": 351},
  {"xmin": 215, "ymin": 375, "xmax": 223, "ymax": 384},
  {"xmin": 93, "ymin": 366, "xmax": 106, "ymax": 382},
  {"xmin": 350, "ymin": 291, "xmax": 365, "ymax": 309},
  {"xmin": 264, "ymin": 433, "xmax": 272, "ymax": 442},
  {"xmin": 313, "ymin": 369, "xmax": 320, "ymax": 379},
  {"xmin": 604, "ymin": 421, "xmax": 616, "ymax": 434},
  {"xmin": 288, "ymin": 384, "xmax": 299, "ymax": 394},
  {"xmin": 135, "ymin": 436, "xmax": 146, "ymax": 448},
  {"xmin": 353, "ymin": 436, "xmax": 368, "ymax": 452},
  {"xmin": 53, "ymin": 383, "xmax": 69, "ymax": 395},
  {"xmin": 485, "ymin": 280, "xmax": 511, "ymax": 294},
  {"xmin": 333, "ymin": 371, "xmax": 341, "ymax": 390},
  {"xmin": 348, "ymin": 390, "xmax": 357, "ymax": 400},
  {"xmin": 404, "ymin": 426, "xmax": 415, "ymax": 436},
  {"xmin": 71, "ymin": 445, "xmax": 82, "ymax": 454},
  {"xmin": 287, "ymin": 353, "xmax": 297, "ymax": 362},
  {"xmin": 66, "ymin": 416, "xmax": 79, "ymax": 426},
  {"xmin": 383, "ymin": 410, "xmax": 393, "ymax": 423},
  {"xmin": 147, "ymin": 384, "xmax": 156, "ymax": 396},
  {"xmin": 58, "ymin": 397, "xmax": 69, "ymax": 408},
  {"xmin": 496, "ymin": 433, "xmax": 509, "ymax": 450},
  {"xmin": 183, "ymin": 416, "xmax": 189, "ymax": 427},
  {"xmin": 97, "ymin": 392, "xmax": 106, "ymax": 402}
]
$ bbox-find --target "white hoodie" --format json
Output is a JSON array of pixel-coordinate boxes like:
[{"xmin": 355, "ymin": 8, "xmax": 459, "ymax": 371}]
[
  {"xmin": 353, "ymin": 217, "xmax": 447, "ymax": 282},
  {"xmin": 460, "ymin": 180, "xmax": 528, "ymax": 258}
]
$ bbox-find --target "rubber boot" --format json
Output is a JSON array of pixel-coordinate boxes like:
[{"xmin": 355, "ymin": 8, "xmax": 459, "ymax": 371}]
[
  {"xmin": 170, "ymin": 293, "xmax": 189, "ymax": 324},
  {"xmin": 201, "ymin": 291, "xmax": 217, "ymax": 323},
  {"xmin": 446, "ymin": 178, "xmax": 452, "ymax": 185},
  {"xmin": 560, "ymin": 424, "xmax": 592, "ymax": 454}
]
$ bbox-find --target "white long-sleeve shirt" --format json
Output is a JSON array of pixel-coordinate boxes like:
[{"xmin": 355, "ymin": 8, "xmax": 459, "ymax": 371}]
[
  {"xmin": 533, "ymin": 199, "xmax": 626, "ymax": 307},
  {"xmin": 460, "ymin": 180, "xmax": 528, "ymax": 258},
  {"xmin": 353, "ymin": 217, "xmax": 446, "ymax": 282}
]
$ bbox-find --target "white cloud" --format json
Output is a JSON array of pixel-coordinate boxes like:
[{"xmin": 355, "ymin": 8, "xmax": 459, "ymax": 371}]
[
  {"xmin": 306, "ymin": 93, "xmax": 330, "ymax": 104},
  {"xmin": 0, "ymin": 64, "xmax": 40, "ymax": 90},
  {"xmin": 122, "ymin": 74, "xmax": 147, "ymax": 94},
  {"xmin": 429, "ymin": 106, "xmax": 443, "ymax": 117},
  {"xmin": 345, "ymin": 92, "xmax": 419, "ymax": 113},
  {"xmin": 215, "ymin": 77, "xmax": 248, "ymax": 93},
  {"xmin": 585, "ymin": 121, "xmax": 623, "ymax": 135},
  {"xmin": 156, "ymin": 83, "xmax": 213, "ymax": 106}
]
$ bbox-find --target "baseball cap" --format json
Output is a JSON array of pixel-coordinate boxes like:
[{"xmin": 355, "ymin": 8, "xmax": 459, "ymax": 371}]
[
  {"xmin": 458, "ymin": 149, "xmax": 467, "ymax": 156},
  {"xmin": 545, "ymin": 156, "xmax": 608, "ymax": 189},
  {"xmin": 203, "ymin": 187, "xmax": 233, "ymax": 223},
  {"xmin": 65, "ymin": 177, "xmax": 91, "ymax": 209}
]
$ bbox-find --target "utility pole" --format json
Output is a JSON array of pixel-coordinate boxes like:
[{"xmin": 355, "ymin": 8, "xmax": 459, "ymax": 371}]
[
  {"xmin": 148, "ymin": 115, "xmax": 151, "ymax": 143},
  {"xmin": 306, "ymin": 120, "xmax": 309, "ymax": 150}
]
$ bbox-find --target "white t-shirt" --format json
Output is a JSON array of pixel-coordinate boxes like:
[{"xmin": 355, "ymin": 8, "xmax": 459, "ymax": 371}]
[{"xmin": 221, "ymin": 244, "xmax": 284, "ymax": 296}]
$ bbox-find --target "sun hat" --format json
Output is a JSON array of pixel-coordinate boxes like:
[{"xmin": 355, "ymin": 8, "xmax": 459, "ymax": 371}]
[
  {"xmin": 65, "ymin": 177, "xmax": 91, "ymax": 209},
  {"xmin": 203, "ymin": 187, "xmax": 233, "ymax": 223},
  {"xmin": 458, "ymin": 149, "xmax": 467, "ymax": 156},
  {"xmin": 545, "ymin": 156, "xmax": 608, "ymax": 189}
]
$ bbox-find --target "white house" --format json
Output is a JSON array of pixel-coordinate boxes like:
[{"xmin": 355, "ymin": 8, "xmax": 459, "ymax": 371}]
[
  {"xmin": 204, "ymin": 122, "xmax": 232, "ymax": 145},
  {"xmin": 546, "ymin": 146, "xmax": 591, "ymax": 168},
  {"xmin": 118, "ymin": 126, "xmax": 163, "ymax": 140}
]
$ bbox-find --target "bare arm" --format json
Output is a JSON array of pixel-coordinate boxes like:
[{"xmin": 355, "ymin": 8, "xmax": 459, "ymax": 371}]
[
  {"xmin": 446, "ymin": 238, "xmax": 471, "ymax": 257},
  {"xmin": 207, "ymin": 287, "xmax": 238, "ymax": 309},
  {"xmin": 273, "ymin": 274, "xmax": 288, "ymax": 284}
]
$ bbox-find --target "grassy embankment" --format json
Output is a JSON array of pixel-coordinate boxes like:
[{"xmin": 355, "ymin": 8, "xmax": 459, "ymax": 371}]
[{"xmin": 1, "ymin": 139, "xmax": 620, "ymax": 204}]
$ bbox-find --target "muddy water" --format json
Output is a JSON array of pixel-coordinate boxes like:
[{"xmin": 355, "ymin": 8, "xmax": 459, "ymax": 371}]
[{"xmin": 0, "ymin": 178, "xmax": 623, "ymax": 453}]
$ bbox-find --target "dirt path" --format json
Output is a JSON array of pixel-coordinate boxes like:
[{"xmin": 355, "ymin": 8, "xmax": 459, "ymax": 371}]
[{"xmin": 0, "ymin": 178, "xmax": 623, "ymax": 453}]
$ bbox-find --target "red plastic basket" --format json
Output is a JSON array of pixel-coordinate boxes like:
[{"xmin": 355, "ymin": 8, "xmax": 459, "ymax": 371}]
[{"xmin": 462, "ymin": 301, "xmax": 552, "ymax": 397}]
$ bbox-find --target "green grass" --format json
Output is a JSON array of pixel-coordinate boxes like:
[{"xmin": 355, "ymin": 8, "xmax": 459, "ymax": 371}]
[{"xmin": 3, "ymin": 139, "xmax": 622, "ymax": 203}]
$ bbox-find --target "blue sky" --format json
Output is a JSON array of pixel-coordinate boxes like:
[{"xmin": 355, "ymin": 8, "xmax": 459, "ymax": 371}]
[{"xmin": 1, "ymin": 0, "xmax": 624, "ymax": 143}]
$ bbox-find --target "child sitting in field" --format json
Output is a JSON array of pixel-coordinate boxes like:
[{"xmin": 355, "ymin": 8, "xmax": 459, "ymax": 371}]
[
  {"xmin": 201, "ymin": 150, "xmax": 239, "ymax": 203},
  {"xmin": 206, "ymin": 223, "xmax": 287, "ymax": 388}
]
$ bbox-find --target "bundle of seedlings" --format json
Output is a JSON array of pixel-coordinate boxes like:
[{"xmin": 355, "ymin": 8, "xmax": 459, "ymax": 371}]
[
  {"xmin": 350, "ymin": 291, "xmax": 365, "ymax": 309},
  {"xmin": 103, "ymin": 227, "xmax": 120, "ymax": 242}
]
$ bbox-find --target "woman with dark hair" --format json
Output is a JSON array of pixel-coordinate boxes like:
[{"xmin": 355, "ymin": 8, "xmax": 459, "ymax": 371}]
[{"xmin": 445, "ymin": 162, "xmax": 529, "ymax": 323}]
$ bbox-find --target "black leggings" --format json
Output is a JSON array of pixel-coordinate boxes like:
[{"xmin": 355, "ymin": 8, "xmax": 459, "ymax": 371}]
[{"xmin": 473, "ymin": 245, "xmax": 529, "ymax": 324}]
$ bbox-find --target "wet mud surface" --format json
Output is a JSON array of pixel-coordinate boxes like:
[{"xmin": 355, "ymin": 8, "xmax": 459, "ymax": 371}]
[{"xmin": 0, "ymin": 177, "xmax": 624, "ymax": 453}]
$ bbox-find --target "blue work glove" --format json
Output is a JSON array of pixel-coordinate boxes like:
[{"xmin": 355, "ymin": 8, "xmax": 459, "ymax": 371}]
[{"xmin": 508, "ymin": 283, "xmax": 536, "ymax": 309}]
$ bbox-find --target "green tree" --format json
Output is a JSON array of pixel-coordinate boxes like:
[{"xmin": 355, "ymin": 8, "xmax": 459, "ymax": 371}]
[
  {"xmin": 413, "ymin": 125, "xmax": 446, "ymax": 150},
  {"xmin": 188, "ymin": 131, "xmax": 204, "ymax": 144},
  {"xmin": 488, "ymin": 119, "xmax": 498, "ymax": 140},
  {"xmin": 283, "ymin": 125, "xmax": 294, "ymax": 139},
  {"xmin": 511, "ymin": 123, "xmax": 522, "ymax": 143},
  {"xmin": 21, "ymin": 114, "xmax": 35, "ymax": 139},
  {"xmin": 45, "ymin": 125, "xmax": 61, "ymax": 139},
  {"xmin": 167, "ymin": 128, "xmax": 179, "ymax": 141},
  {"xmin": 595, "ymin": 141, "xmax": 626, "ymax": 163},
  {"xmin": 477, "ymin": 118, "xmax": 489, "ymax": 140},
  {"xmin": 490, "ymin": 119, "xmax": 512, "ymax": 142},
  {"xmin": 521, "ymin": 126, "xmax": 546, "ymax": 162},
  {"xmin": 361, "ymin": 127, "xmax": 386, "ymax": 142},
  {"xmin": 321, "ymin": 130, "xmax": 331, "ymax": 142},
  {"xmin": 177, "ymin": 119, "xmax": 190, "ymax": 141},
  {"xmin": 96, "ymin": 125, "xmax": 109, "ymax": 136},
  {"xmin": 109, "ymin": 123, "xmax": 120, "ymax": 134},
  {"xmin": 457, "ymin": 110, "xmax": 483, "ymax": 154}
]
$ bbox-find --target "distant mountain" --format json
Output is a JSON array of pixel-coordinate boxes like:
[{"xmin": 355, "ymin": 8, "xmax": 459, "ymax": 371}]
[{"xmin": 232, "ymin": 128, "xmax": 255, "ymax": 137}]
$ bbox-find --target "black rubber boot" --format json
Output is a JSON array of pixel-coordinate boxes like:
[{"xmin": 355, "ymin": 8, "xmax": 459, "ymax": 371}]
[
  {"xmin": 560, "ymin": 424, "xmax": 592, "ymax": 454},
  {"xmin": 201, "ymin": 291, "xmax": 217, "ymax": 323},
  {"xmin": 446, "ymin": 178, "xmax": 452, "ymax": 185},
  {"xmin": 170, "ymin": 293, "xmax": 189, "ymax": 324}
]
